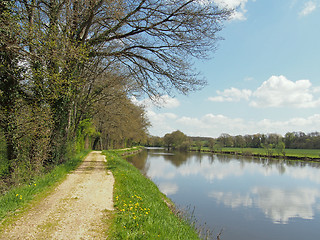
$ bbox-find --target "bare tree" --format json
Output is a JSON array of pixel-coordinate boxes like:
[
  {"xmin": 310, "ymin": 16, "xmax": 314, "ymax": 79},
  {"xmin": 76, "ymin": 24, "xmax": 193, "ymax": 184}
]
[
  {"xmin": 84, "ymin": 0, "xmax": 232, "ymax": 96},
  {"xmin": 16, "ymin": 0, "xmax": 232, "ymax": 96}
]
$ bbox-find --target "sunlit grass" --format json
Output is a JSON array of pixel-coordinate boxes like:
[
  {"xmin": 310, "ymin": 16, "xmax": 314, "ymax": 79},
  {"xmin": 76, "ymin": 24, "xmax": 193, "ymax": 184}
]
[{"xmin": 104, "ymin": 150, "xmax": 201, "ymax": 240}]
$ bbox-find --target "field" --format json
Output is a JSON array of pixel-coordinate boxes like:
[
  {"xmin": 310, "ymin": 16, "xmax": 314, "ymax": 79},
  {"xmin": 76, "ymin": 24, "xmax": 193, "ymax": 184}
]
[{"xmin": 201, "ymin": 147, "xmax": 320, "ymax": 159}]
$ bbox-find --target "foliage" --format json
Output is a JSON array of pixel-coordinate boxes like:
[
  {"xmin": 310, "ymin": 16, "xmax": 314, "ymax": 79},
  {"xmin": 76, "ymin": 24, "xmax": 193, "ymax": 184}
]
[
  {"xmin": 275, "ymin": 141, "xmax": 286, "ymax": 157},
  {"xmin": 146, "ymin": 136, "xmax": 164, "ymax": 147},
  {"xmin": 261, "ymin": 143, "xmax": 274, "ymax": 157},
  {"xmin": 163, "ymin": 130, "xmax": 188, "ymax": 150},
  {"xmin": 93, "ymin": 92, "xmax": 150, "ymax": 150},
  {"xmin": 75, "ymin": 119, "xmax": 98, "ymax": 152}
]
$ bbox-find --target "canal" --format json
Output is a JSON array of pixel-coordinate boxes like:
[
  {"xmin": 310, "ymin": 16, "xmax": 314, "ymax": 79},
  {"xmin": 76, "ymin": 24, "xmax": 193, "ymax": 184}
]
[{"xmin": 127, "ymin": 147, "xmax": 320, "ymax": 240}]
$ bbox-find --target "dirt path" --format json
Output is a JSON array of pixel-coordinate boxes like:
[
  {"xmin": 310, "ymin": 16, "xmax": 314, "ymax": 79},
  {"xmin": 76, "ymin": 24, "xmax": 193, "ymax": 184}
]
[{"xmin": 1, "ymin": 151, "xmax": 114, "ymax": 240}]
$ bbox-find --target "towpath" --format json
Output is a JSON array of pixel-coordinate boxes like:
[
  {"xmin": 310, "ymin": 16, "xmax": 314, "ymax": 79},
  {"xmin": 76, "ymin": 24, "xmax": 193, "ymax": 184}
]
[{"xmin": 1, "ymin": 151, "xmax": 114, "ymax": 240}]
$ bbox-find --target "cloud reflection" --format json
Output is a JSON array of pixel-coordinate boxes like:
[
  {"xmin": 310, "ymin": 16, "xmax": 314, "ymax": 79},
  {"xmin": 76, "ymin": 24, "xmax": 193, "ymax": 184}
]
[
  {"xmin": 209, "ymin": 187, "xmax": 320, "ymax": 224},
  {"xmin": 158, "ymin": 182, "xmax": 179, "ymax": 195},
  {"xmin": 147, "ymin": 158, "xmax": 176, "ymax": 180},
  {"xmin": 177, "ymin": 159, "xmax": 244, "ymax": 182},
  {"xmin": 174, "ymin": 157, "xmax": 320, "ymax": 185}
]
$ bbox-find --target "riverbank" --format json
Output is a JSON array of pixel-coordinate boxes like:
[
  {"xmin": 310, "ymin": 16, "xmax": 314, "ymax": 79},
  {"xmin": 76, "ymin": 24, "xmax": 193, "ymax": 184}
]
[
  {"xmin": 190, "ymin": 147, "xmax": 320, "ymax": 162},
  {"xmin": 104, "ymin": 149, "xmax": 202, "ymax": 239}
]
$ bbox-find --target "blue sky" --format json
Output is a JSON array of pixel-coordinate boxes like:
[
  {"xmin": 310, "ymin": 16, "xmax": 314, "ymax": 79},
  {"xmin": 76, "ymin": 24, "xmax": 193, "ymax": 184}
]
[{"xmin": 134, "ymin": 0, "xmax": 320, "ymax": 137}]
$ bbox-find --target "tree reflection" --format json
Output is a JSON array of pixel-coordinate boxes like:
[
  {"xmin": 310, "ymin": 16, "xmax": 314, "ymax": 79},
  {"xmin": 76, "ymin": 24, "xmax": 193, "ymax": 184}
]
[{"xmin": 129, "ymin": 149, "xmax": 320, "ymax": 178}]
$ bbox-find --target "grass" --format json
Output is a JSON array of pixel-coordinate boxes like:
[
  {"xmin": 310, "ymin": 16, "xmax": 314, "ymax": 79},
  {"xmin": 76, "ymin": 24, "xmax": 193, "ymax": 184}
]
[
  {"xmin": 104, "ymin": 149, "xmax": 201, "ymax": 240},
  {"xmin": 191, "ymin": 147, "xmax": 320, "ymax": 159},
  {"xmin": 219, "ymin": 147, "xmax": 320, "ymax": 159},
  {"xmin": 110, "ymin": 146, "xmax": 143, "ymax": 155},
  {"xmin": 0, "ymin": 150, "xmax": 89, "ymax": 225}
]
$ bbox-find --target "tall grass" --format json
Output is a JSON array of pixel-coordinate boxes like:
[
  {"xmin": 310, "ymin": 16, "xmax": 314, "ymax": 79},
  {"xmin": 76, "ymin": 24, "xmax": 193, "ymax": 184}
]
[{"xmin": 104, "ymin": 150, "xmax": 201, "ymax": 240}]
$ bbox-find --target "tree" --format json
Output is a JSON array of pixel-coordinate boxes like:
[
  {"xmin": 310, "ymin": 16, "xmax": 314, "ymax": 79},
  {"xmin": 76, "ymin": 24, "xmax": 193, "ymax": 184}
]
[
  {"xmin": 252, "ymin": 134, "xmax": 261, "ymax": 148},
  {"xmin": 163, "ymin": 133, "xmax": 174, "ymax": 150},
  {"xmin": 163, "ymin": 130, "xmax": 188, "ymax": 150},
  {"xmin": 195, "ymin": 141, "xmax": 202, "ymax": 151},
  {"xmin": 275, "ymin": 141, "xmax": 285, "ymax": 157},
  {"xmin": 284, "ymin": 132, "xmax": 296, "ymax": 149},
  {"xmin": 234, "ymin": 135, "xmax": 245, "ymax": 148},
  {"xmin": 0, "ymin": 0, "xmax": 23, "ymax": 170},
  {"xmin": 261, "ymin": 143, "xmax": 274, "ymax": 157},
  {"xmin": 218, "ymin": 133, "xmax": 233, "ymax": 147},
  {"xmin": 93, "ymin": 93, "xmax": 150, "ymax": 150},
  {"xmin": 208, "ymin": 138, "xmax": 215, "ymax": 151},
  {"xmin": 84, "ymin": 0, "xmax": 232, "ymax": 96},
  {"xmin": 1, "ymin": 0, "xmax": 232, "ymax": 188},
  {"xmin": 11, "ymin": 0, "xmax": 231, "ymax": 158}
]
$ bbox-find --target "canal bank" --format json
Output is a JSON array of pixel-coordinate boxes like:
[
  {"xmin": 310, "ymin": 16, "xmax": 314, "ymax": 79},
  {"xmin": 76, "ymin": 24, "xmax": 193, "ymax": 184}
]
[
  {"xmin": 103, "ymin": 149, "xmax": 204, "ymax": 239},
  {"xmin": 190, "ymin": 147, "xmax": 320, "ymax": 162}
]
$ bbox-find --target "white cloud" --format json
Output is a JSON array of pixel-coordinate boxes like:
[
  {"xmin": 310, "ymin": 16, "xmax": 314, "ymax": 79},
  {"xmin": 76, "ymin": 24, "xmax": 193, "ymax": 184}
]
[
  {"xmin": 214, "ymin": 0, "xmax": 249, "ymax": 21},
  {"xmin": 251, "ymin": 75, "xmax": 320, "ymax": 108},
  {"xmin": 131, "ymin": 95, "xmax": 180, "ymax": 109},
  {"xmin": 209, "ymin": 75, "xmax": 320, "ymax": 108},
  {"xmin": 143, "ymin": 77, "xmax": 320, "ymax": 137},
  {"xmin": 146, "ymin": 110, "xmax": 177, "ymax": 135},
  {"xmin": 153, "ymin": 95, "xmax": 180, "ymax": 108},
  {"xmin": 208, "ymin": 87, "xmax": 252, "ymax": 102},
  {"xmin": 299, "ymin": 1, "xmax": 317, "ymax": 16}
]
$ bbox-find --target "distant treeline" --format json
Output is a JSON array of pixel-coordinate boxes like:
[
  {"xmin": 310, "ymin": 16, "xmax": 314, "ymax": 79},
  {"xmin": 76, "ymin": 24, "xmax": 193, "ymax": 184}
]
[{"xmin": 147, "ymin": 131, "xmax": 320, "ymax": 150}]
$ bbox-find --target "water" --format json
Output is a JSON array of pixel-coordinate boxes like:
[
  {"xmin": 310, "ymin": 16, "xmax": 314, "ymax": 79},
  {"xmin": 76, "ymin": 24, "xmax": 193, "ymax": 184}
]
[{"xmin": 127, "ymin": 148, "xmax": 320, "ymax": 240}]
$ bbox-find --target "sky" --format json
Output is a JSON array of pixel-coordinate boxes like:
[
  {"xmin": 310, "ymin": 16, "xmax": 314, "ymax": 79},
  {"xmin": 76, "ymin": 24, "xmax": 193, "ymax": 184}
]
[{"xmin": 134, "ymin": 0, "xmax": 320, "ymax": 138}]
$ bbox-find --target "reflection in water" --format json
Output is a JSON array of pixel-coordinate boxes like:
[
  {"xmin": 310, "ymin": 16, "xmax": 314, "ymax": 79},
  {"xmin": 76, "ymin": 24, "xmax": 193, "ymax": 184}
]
[
  {"xmin": 158, "ymin": 182, "xmax": 179, "ymax": 195},
  {"xmin": 127, "ymin": 149, "xmax": 320, "ymax": 239},
  {"xmin": 209, "ymin": 187, "xmax": 320, "ymax": 224}
]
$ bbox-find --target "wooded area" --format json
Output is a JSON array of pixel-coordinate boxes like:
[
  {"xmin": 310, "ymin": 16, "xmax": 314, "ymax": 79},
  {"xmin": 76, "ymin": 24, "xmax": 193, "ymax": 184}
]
[{"xmin": 0, "ymin": 0, "xmax": 230, "ymax": 191}]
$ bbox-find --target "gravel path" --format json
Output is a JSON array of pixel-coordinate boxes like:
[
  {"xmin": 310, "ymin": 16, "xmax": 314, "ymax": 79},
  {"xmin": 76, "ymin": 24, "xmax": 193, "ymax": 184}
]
[{"xmin": 1, "ymin": 151, "xmax": 114, "ymax": 240}]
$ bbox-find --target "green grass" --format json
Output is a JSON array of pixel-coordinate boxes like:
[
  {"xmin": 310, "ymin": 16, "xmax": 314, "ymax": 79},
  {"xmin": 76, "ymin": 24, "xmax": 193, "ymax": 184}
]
[
  {"xmin": 217, "ymin": 147, "xmax": 320, "ymax": 159},
  {"xmin": 104, "ymin": 149, "xmax": 201, "ymax": 240},
  {"xmin": 110, "ymin": 146, "xmax": 143, "ymax": 154},
  {"xmin": 0, "ymin": 150, "xmax": 90, "ymax": 223}
]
